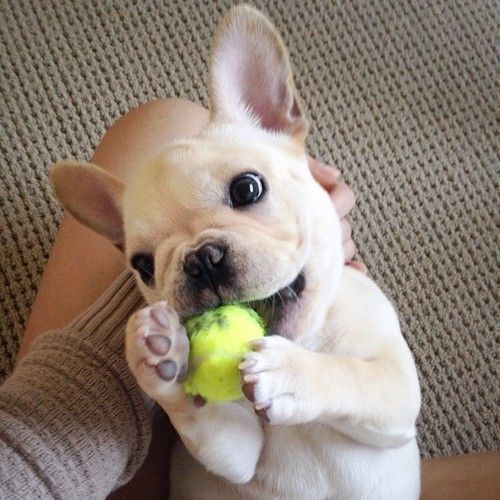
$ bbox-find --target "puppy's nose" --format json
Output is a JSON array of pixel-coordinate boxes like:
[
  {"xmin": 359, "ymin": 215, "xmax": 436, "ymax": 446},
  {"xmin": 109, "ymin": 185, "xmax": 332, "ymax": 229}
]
[{"xmin": 184, "ymin": 243, "xmax": 227, "ymax": 289}]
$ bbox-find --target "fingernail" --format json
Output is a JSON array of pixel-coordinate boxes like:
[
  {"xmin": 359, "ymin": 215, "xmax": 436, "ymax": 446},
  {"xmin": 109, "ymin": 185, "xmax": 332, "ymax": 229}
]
[
  {"xmin": 254, "ymin": 401, "xmax": 271, "ymax": 411},
  {"xmin": 347, "ymin": 261, "xmax": 368, "ymax": 274},
  {"xmin": 238, "ymin": 359, "xmax": 256, "ymax": 370},
  {"xmin": 250, "ymin": 339, "xmax": 264, "ymax": 350},
  {"xmin": 331, "ymin": 169, "xmax": 341, "ymax": 180}
]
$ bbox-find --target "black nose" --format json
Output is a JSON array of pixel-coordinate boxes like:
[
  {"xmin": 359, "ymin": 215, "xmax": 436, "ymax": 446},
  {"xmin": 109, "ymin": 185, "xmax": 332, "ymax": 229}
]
[{"xmin": 184, "ymin": 243, "xmax": 228, "ymax": 291}]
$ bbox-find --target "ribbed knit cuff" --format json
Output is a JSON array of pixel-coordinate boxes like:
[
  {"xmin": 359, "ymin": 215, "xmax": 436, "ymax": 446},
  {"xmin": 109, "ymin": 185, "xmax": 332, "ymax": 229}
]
[
  {"xmin": 0, "ymin": 271, "xmax": 152, "ymax": 498},
  {"xmin": 68, "ymin": 269, "xmax": 146, "ymax": 351}
]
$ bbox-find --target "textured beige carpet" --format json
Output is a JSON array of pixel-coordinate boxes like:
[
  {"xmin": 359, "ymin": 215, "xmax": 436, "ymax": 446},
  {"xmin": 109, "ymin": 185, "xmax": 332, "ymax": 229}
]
[{"xmin": 0, "ymin": 0, "xmax": 498, "ymax": 458}]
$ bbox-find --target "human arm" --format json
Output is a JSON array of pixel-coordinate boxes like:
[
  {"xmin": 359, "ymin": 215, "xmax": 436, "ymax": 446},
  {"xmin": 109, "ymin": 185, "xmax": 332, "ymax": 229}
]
[{"xmin": 0, "ymin": 272, "xmax": 152, "ymax": 498}]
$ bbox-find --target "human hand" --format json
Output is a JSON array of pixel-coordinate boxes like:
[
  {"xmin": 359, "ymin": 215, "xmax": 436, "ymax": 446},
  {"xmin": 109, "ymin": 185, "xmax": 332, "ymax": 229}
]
[{"xmin": 309, "ymin": 157, "xmax": 367, "ymax": 274}]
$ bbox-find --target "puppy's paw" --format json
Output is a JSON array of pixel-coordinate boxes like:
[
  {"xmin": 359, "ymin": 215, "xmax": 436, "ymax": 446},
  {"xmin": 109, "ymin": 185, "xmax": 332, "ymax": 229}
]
[
  {"xmin": 125, "ymin": 301, "xmax": 189, "ymax": 404},
  {"xmin": 239, "ymin": 336, "xmax": 317, "ymax": 425}
]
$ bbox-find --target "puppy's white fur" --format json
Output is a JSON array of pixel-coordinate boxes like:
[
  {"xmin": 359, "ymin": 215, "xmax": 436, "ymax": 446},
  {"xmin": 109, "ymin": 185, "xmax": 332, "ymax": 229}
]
[{"xmin": 51, "ymin": 5, "xmax": 421, "ymax": 498}]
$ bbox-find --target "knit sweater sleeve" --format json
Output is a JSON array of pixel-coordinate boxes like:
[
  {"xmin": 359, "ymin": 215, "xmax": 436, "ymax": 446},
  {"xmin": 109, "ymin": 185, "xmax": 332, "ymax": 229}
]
[{"xmin": 0, "ymin": 271, "xmax": 151, "ymax": 499}]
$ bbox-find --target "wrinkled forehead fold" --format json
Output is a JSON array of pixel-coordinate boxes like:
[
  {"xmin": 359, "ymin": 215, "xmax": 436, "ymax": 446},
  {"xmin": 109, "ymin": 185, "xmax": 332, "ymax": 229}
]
[
  {"xmin": 124, "ymin": 161, "xmax": 186, "ymax": 237},
  {"xmin": 128, "ymin": 146, "xmax": 211, "ymax": 203},
  {"xmin": 124, "ymin": 146, "xmax": 226, "ymax": 242},
  {"xmin": 123, "ymin": 133, "xmax": 307, "ymax": 243},
  {"xmin": 195, "ymin": 130, "xmax": 306, "ymax": 184}
]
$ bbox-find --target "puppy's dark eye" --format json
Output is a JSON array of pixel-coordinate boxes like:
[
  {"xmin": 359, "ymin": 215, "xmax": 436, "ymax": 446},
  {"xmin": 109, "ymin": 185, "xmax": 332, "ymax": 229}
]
[
  {"xmin": 229, "ymin": 173, "xmax": 265, "ymax": 208},
  {"xmin": 131, "ymin": 253, "xmax": 155, "ymax": 286}
]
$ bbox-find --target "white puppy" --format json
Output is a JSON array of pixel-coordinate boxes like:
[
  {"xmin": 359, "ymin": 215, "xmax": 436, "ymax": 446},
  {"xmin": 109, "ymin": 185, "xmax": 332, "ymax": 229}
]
[{"xmin": 52, "ymin": 5, "xmax": 421, "ymax": 499}]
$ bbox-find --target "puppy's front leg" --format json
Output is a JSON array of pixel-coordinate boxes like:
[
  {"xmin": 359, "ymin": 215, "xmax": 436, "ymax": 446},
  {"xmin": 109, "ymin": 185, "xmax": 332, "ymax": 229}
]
[
  {"xmin": 241, "ymin": 336, "xmax": 420, "ymax": 447},
  {"xmin": 126, "ymin": 302, "xmax": 264, "ymax": 484}
]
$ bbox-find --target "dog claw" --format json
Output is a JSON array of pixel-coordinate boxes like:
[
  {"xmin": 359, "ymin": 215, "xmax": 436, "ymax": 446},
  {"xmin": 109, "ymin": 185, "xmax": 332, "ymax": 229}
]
[
  {"xmin": 238, "ymin": 359, "xmax": 256, "ymax": 370},
  {"xmin": 242, "ymin": 381, "xmax": 256, "ymax": 402},
  {"xmin": 249, "ymin": 339, "xmax": 265, "ymax": 350},
  {"xmin": 254, "ymin": 403, "xmax": 271, "ymax": 423},
  {"xmin": 193, "ymin": 395, "xmax": 206, "ymax": 408}
]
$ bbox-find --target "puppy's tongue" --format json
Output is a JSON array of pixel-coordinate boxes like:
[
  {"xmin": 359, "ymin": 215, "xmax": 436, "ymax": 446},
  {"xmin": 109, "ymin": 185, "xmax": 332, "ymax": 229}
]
[{"xmin": 249, "ymin": 272, "xmax": 305, "ymax": 335}]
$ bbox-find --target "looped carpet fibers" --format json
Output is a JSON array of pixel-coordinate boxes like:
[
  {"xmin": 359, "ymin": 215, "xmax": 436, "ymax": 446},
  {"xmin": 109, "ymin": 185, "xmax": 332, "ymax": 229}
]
[{"xmin": 0, "ymin": 0, "xmax": 498, "ymax": 458}]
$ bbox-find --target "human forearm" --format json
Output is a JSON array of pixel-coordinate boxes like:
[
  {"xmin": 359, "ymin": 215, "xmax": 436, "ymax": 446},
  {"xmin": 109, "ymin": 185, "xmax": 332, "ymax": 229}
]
[{"xmin": 0, "ymin": 272, "xmax": 151, "ymax": 498}]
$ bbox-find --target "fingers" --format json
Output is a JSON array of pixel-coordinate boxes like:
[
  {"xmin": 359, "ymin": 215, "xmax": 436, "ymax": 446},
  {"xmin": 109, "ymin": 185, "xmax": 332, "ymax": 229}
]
[
  {"xmin": 343, "ymin": 239, "xmax": 357, "ymax": 262},
  {"xmin": 341, "ymin": 220, "xmax": 367, "ymax": 273},
  {"xmin": 308, "ymin": 157, "xmax": 356, "ymax": 218},
  {"xmin": 309, "ymin": 156, "xmax": 363, "ymax": 270},
  {"xmin": 347, "ymin": 261, "xmax": 368, "ymax": 274},
  {"xmin": 340, "ymin": 219, "xmax": 352, "ymax": 243},
  {"xmin": 308, "ymin": 157, "xmax": 340, "ymax": 190},
  {"xmin": 331, "ymin": 182, "xmax": 356, "ymax": 219}
]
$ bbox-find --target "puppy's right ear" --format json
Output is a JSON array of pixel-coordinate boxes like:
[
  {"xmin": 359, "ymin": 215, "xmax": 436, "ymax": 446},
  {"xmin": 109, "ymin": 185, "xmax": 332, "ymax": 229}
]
[
  {"xmin": 209, "ymin": 5, "xmax": 307, "ymax": 142},
  {"xmin": 50, "ymin": 162, "xmax": 125, "ymax": 248}
]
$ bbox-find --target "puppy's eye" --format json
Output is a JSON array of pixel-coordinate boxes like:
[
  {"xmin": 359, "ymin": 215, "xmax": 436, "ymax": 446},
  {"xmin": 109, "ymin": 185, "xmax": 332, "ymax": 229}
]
[
  {"xmin": 229, "ymin": 173, "xmax": 266, "ymax": 208},
  {"xmin": 131, "ymin": 253, "xmax": 155, "ymax": 286}
]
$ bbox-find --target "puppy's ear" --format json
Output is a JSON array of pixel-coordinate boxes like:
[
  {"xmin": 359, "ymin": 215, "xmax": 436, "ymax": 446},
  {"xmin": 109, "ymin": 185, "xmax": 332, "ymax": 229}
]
[
  {"xmin": 209, "ymin": 4, "xmax": 307, "ymax": 142},
  {"xmin": 50, "ymin": 162, "xmax": 125, "ymax": 248}
]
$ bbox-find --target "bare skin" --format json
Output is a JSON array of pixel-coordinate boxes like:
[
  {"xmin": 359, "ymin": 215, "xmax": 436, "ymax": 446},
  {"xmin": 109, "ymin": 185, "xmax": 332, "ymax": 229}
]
[
  {"xmin": 421, "ymin": 452, "xmax": 500, "ymax": 500},
  {"xmin": 16, "ymin": 98, "xmax": 498, "ymax": 498}
]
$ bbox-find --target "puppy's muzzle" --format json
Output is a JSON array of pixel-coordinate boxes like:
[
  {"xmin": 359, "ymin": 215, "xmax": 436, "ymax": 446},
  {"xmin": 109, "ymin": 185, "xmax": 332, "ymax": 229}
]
[{"xmin": 183, "ymin": 242, "xmax": 230, "ymax": 296}]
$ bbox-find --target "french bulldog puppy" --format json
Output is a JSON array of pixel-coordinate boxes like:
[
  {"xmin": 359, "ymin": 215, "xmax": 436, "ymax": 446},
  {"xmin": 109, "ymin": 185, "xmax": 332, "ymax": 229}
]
[{"xmin": 51, "ymin": 5, "xmax": 421, "ymax": 499}]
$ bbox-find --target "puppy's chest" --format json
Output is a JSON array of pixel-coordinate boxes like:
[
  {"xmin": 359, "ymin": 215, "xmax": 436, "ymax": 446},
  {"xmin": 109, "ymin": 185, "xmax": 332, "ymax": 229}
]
[{"xmin": 255, "ymin": 423, "xmax": 348, "ymax": 497}]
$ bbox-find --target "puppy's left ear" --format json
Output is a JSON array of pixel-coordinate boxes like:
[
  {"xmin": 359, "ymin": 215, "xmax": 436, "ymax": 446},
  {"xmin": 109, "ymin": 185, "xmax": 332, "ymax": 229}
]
[
  {"xmin": 50, "ymin": 161, "xmax": 125, "ymax": 249},
  {"xmin": 209, "ymin": 4, "xmax": 308, "ymax": 143}
]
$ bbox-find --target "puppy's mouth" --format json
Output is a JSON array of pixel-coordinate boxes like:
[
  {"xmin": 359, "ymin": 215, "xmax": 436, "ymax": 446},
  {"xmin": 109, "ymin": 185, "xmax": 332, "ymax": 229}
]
[{"xmin": 245, "ymin": 271, "xmax": 305, "ymax": 334}]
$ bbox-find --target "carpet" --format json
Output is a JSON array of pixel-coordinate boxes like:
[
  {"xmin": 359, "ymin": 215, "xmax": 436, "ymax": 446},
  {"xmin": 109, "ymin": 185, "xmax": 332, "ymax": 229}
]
[{"xmin": 0, "ymin": 0, "xmax": 498, "ymax": 458}]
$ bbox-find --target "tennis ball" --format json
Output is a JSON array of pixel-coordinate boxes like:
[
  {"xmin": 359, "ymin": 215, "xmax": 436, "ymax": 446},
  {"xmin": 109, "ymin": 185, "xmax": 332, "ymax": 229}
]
[{"xmin": 183, "ymin": 304, "xmax": 265, "ymax": 403}]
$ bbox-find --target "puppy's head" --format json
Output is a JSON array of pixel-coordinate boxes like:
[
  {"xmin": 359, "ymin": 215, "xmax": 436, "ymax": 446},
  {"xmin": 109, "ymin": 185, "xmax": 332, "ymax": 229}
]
[{"xmin": 52, "ymin": 5, "xmax": 343, "ymax": 339}]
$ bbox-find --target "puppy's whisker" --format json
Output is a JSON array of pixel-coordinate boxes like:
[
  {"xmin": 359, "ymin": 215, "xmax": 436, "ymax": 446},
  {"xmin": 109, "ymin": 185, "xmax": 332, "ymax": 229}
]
[
  {"xmin": 285, "ymin": 286, "xmax": 299, "ymax": 301},
  {"xmin": 276, "ymin": 291, "xmax": 286, "ymax": 309},
  {"xmin": 270, "ymin": 295, "xmax": 277, "ymax": 324},
  {"xmin": 142, "ymin": 269, "xmax": 155, "ymax": 281}
]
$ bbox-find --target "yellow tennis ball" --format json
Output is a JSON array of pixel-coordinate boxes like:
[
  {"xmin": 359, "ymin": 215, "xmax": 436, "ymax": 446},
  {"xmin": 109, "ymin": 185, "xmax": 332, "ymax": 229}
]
[{"xmin": 183, "ymin": 304, "xmax": 265, "ymax": 403}]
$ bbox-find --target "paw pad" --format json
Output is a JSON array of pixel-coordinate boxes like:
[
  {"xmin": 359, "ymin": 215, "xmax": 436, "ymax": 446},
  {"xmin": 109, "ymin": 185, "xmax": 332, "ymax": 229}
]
[
  {"xmin": 155, "ymin": 360, "xmax": 178, "ymax": 381},
  {"xmin": 145, "ymin": 335, "xmax": 171, "ymax": 355}
]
